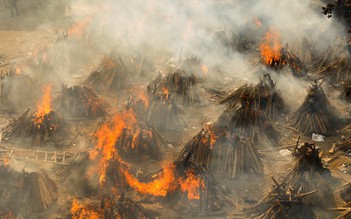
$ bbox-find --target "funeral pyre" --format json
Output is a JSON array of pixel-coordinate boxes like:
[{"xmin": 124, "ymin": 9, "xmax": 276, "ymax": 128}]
[
  {"xmin": 244, "ymin": 177, "xmax": 316, "ymax": 219},
  {"xmin": 284, "ymin": 142, "xmax": 336, "ymax": 209},
  {"xmin": 176, "ymin": 127, "xmax": 263, "ymax": 179},
  {"xmin": 216, "ymin": 97, "xmax": 280, "ymax": 148},
  {"xmin": 147, "ymin": 70, "xmax": 201, "ymax": 106},
  {"xmin": 2, "ymin": 85, "xmax": 70, "ymax": 146},
  {"xmin": 289, "ymin": 82, "xmax": 338, "ymax": 136},
  {"xmin": 220, "ymin": 73, "xmax": 285, "ymax": 119},
  {"xmin": 0, "ymin": 64, "xmax": 36, "ymax": 109},
  {"xmin": 56, "ymin": 85, "xmax": 106, "ymax": 118},
  {"xmin": 260, "ymin": 29, "xmax": 307, "ymax": 78},
  {"xmin": 0, "ymin": 165, "xmax": 57, "ymax": 218}
]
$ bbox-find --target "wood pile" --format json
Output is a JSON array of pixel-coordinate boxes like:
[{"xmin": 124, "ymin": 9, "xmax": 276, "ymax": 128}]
[
  {"xmin": 56, "ymin": 152, "xmax": 99, "ymax": 197},
  {"xmin": 176, "ymin": 128, "xmax": 215, "ymax": 167},
  {"xmin": 244, "ymin": 177, "xmax": 316, "ymax": 219},
  {"xmin": 283, "ymin": 142, "xmax": 336, "ymax": 209},
  {"xmin": 57, "ymin": 84, "xmax": 106, "ymax": 118},
  {"xmin": 216, "ymin": 103, "xmax": 280, "ymax": 148},
  {"xmin": 0, "ymin": 65, "xmax": 36, "ymax": 109},
  {"xmin": 340, "ymin": 182, "xmax": 351, "ymax": 203},
  {"xmin": 0, "ymin": 169, "xmax": 57, "ymax": 217},
  {"xmin": 220, "ymin": 73, "xmax": 285, "ymax": 119},
  {"xmin": 146, "ymin": 86, "xmax": 187, "ymax": 131},
  {"xmin": 289, "ymin": 82, "xmax": 338, "ymax": 136},
  {"xmin": 2, "ymin": 109, "xmax": 71, "ymax": 146},
  {"xmin": 84, "ymin": 49, "xmax": 133, "ymax": 93},
  {"xmin": 340, "ymin": 83, "xmax": 351, "ymax": 102},
  {"xmin": 104, "ymin": 194, "xmax": 158, "ymax": 219},
  {"xmin": 332, "ymin": 201, "xmax": 351, "ymax": 219},
  {"xmin": 262, "ymin": 47, "xmax": 307, "ymax": 78},
  {"xmin": 116, "ymin": 121, "xmax": 165, "ymax": 160},
  {"xmin": 126, "ymin": 95, "xmax": 148, "ymax": 120},
  {"xmin": 147, "ymin": 70, "xmax": 201, "ymax": 106},
  {"xmin": 210, "ymin": 133, "xmax": 263, "ymax": 179}
]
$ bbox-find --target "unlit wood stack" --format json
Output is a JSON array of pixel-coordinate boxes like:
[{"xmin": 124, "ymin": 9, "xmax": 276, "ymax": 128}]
[
  {"xmin": 216, "ymin": 104, "xmax": 280, "ymax": 148},
  {"xmin": 84, "ymin": 49, "xmax": 133, "ymax": 93},
  {"xmin": 283, "ymin": 142, "xmax": 336, "ymax": 209},
  {"xmin": 289, "ymin": 82, "xmax": 337, "ymax": 136},
  {"xmin": 57, "ymin": 84, "xmax": 106, "ymax": 118},
  {"xmin": 220, "ymin": 73, "xmax": 285, "ymax": 119},
  {"xmin": 340, "ymin": 182, "xmax": 351, "ymax": 203},
  {"xmin": 245, "ymin": 177, "xmax": 316, "ymax": 219},
  {"xmin": 2, "ymin": 109, "xmax": 70, "ymax": 146},
  {"xmin": 210, "ymin": 134, "xmax": 263, "ymax": 179}
]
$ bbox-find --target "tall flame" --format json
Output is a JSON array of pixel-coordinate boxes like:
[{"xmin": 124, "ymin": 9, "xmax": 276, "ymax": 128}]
[
  {"xmin": 179, "ymin": 169, "xmax": 205, "ymax": 200},
  {"xmin": 89, "ymin": 110, "xmax": 136, "ymax": 186},
  {"xmin": 260, "ymin": 29, "xmax": 282, "ymax": 65},
  {"xmin": 34, "ymin": 85, "xmax": 52, "ymax": 124}
]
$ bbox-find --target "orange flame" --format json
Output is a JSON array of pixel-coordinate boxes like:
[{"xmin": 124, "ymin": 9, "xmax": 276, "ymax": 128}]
[
  {"xmin": 71, "ymin": 199, "xmax": 100, "ymax": 219},
  {"xmin": 34, "ymin": 85, "xmax": 52, "ymax": 124},
  {"xmin": 179, "ymin": 169, "xmax": 205, "ymax": 200},
  {"xmin": 162, "ymin": 87, "xmax": 169, "ymax": 101},
  {"xmin": 124, "ymin": 163, "xmax": 205, "ymax": 200},
  {"xmin": 89, "ymin": 110, "xmax": 136, "ymax": 186},
  {"xmin": 68, "ymin": 17, "xmax": 92, "ymax": 39},
  {"xmin": 200, "ymin": 64, "xmax": 208, "ymax": 75},
  {"xmin": 260, "ymin": 29, "xmax": 282, "ymax": 65}
]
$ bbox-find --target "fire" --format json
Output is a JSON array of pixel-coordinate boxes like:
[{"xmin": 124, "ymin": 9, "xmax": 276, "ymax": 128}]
[
  {"xmin": 260, "ymin": 29, "xmax": 282, "ymax": 65},
  {"xmin": 200, "ymin": 64, "xmax": 208, "ymax": 75},
  {"xmin": 124, "ymin": 163, "xmax": 205, "ymax": 200},
  {"xmin": 71, "ymin": 199, "xmax": 99, "ymax": 219},
  {"xmin": 179, "ymin": 169, "xmax": 205, "ymax": 200},
  {"xmin": 162, "ymin": 87, "xmax": 169, "ymax": 101},
  {"xmin": 89, "ymin": 110, "xmax": 136, "ymax": 186},
  {"xmin": 136, "ymin": 90, "xmax": 149, "ymax": 108},
  {"xmin": 124, "ymin": 163, "xmax": 177, "ymax": 197},
  {"xmin": 34, "ymin": 85, "xmax": 53, "ymax": 124},
  {"xmin": 68, "ymin": 17, "xmax": 91, "ymax": 39}
]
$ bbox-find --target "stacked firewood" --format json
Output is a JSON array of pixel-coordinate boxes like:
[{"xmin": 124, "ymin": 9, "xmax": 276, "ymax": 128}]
[
  {"xmin": 2, "ymin": 108, "xmax": 70, "ymax": 146},
  {"xmin": 104, "ymin": 194, "xmax": 158, "ymax": 219},
  {"xmin": 340, "ymin": 182, "xmax": 351, "ymax": 203},
  {"xmin": 178, "ymin": 57, "xmax": 207, "ymax": 79},
  {"xmin": 340, "ymin": 83, "xmax": 351, "ymax": 102},
  {"xmin": 262, "ymin": 47, "xmax": 307, "ymax": 78},
  {"xmin": 289, "ymin": 82, "xmax": 337, "ymax": 136},
  {"xmin": 147, "ymin": 70, "xmax": 201, "ymax": 106},
  {"xmin": 210, "ymin": 133, "xmax": 263, "ymax": 179},
  {"xmin": 176, "ymin": 128, "xmax": 215, "ymax": 167},
  {"xmin": 146, "ymin": 87, "xmax": 187, "ymax": 131},
  {"xmin": 216, "ymin": 103, "xmax": 280, "ymax": 148},
  {"xmin": 84, "ymin": 49, "xmax": 133, "ymax": 93},
  {"xmin": 244, "ymin": 177, "xmax": 316, "ymax": 219},
  {"xmin": 220, "ymin": 73, "xmax": 285, "ymax": 119},
  {"xmin": 0, "ymin": 65, "xmax": 36, "ymax": 109},
  {"xmin": 116, "ymin": 121, "xmax": 165, "ymax": 160},
  {"xmin": 283, "ymin": 142, "xmax": 336, "ymax": 209},
  {"xmin": 57, "ymin": 84, "xmax": 106, "ymax": 118},
  {"xmin": 0, "ymin": 169, "xmax": 57, "ymax": 217}
]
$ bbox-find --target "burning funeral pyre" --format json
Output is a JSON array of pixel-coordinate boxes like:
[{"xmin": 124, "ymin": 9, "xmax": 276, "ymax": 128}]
[
  {"xmin": 2, "ymin": 85, "xmax": 70, "ymax": 146},
  {"xmin": 220, "ymin": 73, "xmax": 285, "ymax": 119},
  {"xmin": 57, "ymin": 84, "xmax": 106, "ymax": 118},
  {"xmin": 178, "ymin": 57, "xmax": 209, "ymax": 79},
  {"xmin": 66, "ymin": 195, "xmax": 157, "ymax": 219},
  {"xmin": 283, "ymin": 142, "xmax": 336, "ymax": 209},
  {"xmin": 124, "ymin": 160, "xmax": 233, "ymax": 214},
  {"xmin": 147, "ymin": 70, "xmax": 201, "ymax": 106},
  {"xmin": 177, "ymin": 127, "xmax": 264, "ymax": 179},
  {"xmin": 0, "ymin": 65, "xmax": 36, "ymax": 109},
  {"xmin": 244, "ymin": 177, "xmax": 316, "ymax": 219},
  {"xmin": 0, "ymin": 166, "xmax": 57, "ymax": 218},
  {"xmin": 146, "ymin": 75, "xmax": 187, "ymax": 130},
  {"xmin": 216, "ymin": 100, "xmax": 280, "ymax": 148},
  {"xmin": 260, "ymin": 29, "xmax": 307, "ymax": 78},
  {"xmin": 289, "ymin": 82, "xmax": 338, "ymax": 136}
]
